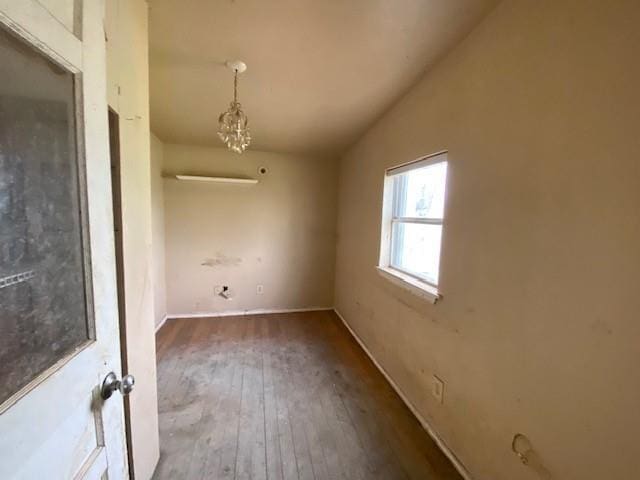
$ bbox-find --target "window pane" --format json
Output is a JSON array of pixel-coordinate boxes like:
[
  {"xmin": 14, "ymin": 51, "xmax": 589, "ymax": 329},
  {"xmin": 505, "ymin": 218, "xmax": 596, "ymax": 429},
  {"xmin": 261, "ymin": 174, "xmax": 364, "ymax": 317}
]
[
  {"xmin": 391, "ymin": 222, "xmax": 442, "ymax": 285},
  {"xmin": 393, "ymin": 161, "xmax": 447, "ymax": 219},
  {"xmin": 0, "ymin": 28, "xmax": 91, "ymax": 404}
]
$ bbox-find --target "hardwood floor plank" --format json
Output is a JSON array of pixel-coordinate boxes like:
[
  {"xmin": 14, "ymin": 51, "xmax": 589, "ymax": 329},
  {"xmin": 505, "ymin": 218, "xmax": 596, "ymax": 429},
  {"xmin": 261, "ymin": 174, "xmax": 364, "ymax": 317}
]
[
  {"xmin": 280, "ymin": 314, "xmax": 328, "ymax": 480},
  {"xmin": 302, "ymin": 312, "xmax": 403, "ymax": 480},
  {"xmin": 271, "ymin": 317, "xmax": 304, "ymax": 480},
  {"xmin": 183, "ymin": 320, "xmax": 228, "ymax": 480},
  {"xmin": 216, "ymin": 318, "xmax": 247, "ymax": 480},
  {"xmin": 261, "ymin": 316, "xmax": 285, "ymax": 480},
  {"xmin": 153, "ymin": 311, "xmax": 463, "ymax": 480},
  {"xmin": 235, "ymin": 316, "xmax": 267, "ymax": 480},
  {"xmin": 199, "ymin": 319, "xmax": 242, "ymax": 479},
  {"xmin": 318, "ymin": 314, "xmax": 409, "ymax": 480}
]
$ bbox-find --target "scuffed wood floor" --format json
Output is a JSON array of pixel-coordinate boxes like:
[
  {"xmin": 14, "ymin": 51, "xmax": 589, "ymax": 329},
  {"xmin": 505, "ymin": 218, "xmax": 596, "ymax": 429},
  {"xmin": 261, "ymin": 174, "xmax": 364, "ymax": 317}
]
[{"xmin": 153, "ymin": 310, "xmax": 462, "ymax": 480}]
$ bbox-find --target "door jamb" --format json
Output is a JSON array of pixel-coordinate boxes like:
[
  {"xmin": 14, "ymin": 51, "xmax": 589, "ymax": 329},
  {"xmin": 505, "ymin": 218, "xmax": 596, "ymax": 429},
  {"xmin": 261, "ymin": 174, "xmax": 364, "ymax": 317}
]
[{"xmin": 107, "ymin": 107, "xmax": 134, "ymax": 478}]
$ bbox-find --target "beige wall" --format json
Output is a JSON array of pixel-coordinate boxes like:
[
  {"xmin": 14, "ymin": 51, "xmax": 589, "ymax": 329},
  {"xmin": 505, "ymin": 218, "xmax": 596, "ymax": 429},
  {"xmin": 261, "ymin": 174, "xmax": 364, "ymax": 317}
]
[
  {"xmin": 105, "ymin": 1, "xmax": 159, "ymax": 479},
  {"xmin": 334, "ymin": 1, "xmax": 640, "ymax": 480},
  {"xmin": 163, "ymin": 144, "xmax": 338, "ymax": 315},
  {"xmin": 150, "ymin": 133, "xmax": 167, "ymax": 328}
]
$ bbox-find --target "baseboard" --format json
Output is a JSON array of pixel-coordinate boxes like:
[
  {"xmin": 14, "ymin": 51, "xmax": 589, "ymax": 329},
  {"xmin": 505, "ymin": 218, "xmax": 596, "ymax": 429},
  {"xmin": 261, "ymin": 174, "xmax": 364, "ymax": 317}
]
[
  {"xmin": 333, "ymin": 308, "xmax": 473, "ymax": 480},
  {"xmin": 155, "ymin": 314, "xmax": 168, "ymax": 333},
  {"xmin": 164, "ymin": 306, "xmax": 333, "ymax": 321}
]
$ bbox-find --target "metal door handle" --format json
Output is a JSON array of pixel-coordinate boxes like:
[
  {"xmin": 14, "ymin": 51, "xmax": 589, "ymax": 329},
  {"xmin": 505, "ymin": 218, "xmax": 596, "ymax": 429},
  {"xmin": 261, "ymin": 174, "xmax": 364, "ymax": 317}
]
[{"xmin": 101, "ymin": 371, "xmax": 135, "ymax": 399}]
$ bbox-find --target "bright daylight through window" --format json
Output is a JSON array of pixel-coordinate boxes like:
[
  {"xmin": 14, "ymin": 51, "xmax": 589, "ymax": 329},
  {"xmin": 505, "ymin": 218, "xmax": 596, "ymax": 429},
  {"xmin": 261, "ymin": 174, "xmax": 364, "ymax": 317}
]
[{"xmin": 382, "ymin": 153, "xmax": 448, "ymax": 289}]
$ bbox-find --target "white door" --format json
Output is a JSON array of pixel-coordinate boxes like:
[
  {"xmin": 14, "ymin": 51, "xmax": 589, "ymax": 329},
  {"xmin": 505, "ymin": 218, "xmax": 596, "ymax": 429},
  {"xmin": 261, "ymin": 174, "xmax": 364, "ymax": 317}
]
[{"xmin": 0, "ymin": 1, "xmax": 130, "ymax": 479}]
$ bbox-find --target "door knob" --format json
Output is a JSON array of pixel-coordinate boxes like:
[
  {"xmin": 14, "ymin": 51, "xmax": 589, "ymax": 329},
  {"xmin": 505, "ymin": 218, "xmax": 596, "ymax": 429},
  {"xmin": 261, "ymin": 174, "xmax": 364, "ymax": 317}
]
[{"xmin": 101, "ymin": 371, "xmax": 135, "ymax": 400}]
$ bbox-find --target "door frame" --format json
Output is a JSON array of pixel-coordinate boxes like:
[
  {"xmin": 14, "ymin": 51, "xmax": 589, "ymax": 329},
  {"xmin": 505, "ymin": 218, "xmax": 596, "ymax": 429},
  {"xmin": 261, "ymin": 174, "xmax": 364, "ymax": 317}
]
[{"xmin": 108, "ymin": 107, "xmax": 135, "ymax": 477}]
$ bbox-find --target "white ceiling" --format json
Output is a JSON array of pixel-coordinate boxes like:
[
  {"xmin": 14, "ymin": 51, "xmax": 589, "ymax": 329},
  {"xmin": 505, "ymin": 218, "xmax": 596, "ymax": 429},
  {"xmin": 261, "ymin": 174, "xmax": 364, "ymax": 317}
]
[{"xmin": 149, "ymin": 0, "xmax": 499, "ymax": 156}]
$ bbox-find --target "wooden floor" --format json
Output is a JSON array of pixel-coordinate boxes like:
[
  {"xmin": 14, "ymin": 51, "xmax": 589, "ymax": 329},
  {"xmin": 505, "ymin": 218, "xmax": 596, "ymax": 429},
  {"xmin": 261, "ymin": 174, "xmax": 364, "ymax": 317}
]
[{"xmin": 153, "ymin": 311, "xmax": 462, "ymax": 480}]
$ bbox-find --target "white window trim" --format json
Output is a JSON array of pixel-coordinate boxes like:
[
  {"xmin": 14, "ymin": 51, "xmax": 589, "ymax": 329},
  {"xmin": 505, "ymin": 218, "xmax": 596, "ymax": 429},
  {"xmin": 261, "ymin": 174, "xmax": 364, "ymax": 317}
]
[
  {"xmin": 376, "ymin": 266, "xmax": 441, "ymax": 304},
  {"xmin": 377, "ymin": 151, "xmax": 447, "ymax": 305}
]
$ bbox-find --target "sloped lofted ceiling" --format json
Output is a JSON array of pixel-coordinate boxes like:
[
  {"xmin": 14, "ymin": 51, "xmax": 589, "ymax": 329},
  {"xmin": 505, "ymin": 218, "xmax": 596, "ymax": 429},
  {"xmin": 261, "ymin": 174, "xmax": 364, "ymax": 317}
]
[{"xmin": 149, "ymin": 0, "xmax": 499, "ymax": 156}]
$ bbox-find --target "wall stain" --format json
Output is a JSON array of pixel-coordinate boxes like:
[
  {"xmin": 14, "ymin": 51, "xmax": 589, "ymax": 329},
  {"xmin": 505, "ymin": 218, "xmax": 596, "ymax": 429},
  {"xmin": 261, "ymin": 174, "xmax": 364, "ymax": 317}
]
[
  {"xmin": 201, "ymin": 253, "xmax": 242, "ymax": 268},
  {"xmin": 590, "ymin": 318, "xmax": 613, "ymax": 336}
]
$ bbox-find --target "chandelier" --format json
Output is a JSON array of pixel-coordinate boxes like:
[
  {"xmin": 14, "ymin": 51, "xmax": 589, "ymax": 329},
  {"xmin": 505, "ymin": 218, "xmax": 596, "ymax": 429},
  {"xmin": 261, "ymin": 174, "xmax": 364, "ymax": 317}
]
[{"xmin": 218, "ymin": 60, "xmax": 251, "ymax": 154}]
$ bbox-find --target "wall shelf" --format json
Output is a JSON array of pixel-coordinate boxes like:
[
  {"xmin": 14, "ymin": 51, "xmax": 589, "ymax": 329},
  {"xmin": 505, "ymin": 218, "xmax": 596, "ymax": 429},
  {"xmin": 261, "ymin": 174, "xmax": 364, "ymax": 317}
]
[{"xmin": 174, "ymin": 175, "xmax": 258, "ymax": 185}]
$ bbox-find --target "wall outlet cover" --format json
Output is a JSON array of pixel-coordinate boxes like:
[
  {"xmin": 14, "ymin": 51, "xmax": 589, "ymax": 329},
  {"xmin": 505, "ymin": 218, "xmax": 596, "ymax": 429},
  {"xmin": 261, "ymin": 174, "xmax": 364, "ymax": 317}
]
[{"xmin": 256, "ymin": 284, "xmax": 264, "ymax": 295}]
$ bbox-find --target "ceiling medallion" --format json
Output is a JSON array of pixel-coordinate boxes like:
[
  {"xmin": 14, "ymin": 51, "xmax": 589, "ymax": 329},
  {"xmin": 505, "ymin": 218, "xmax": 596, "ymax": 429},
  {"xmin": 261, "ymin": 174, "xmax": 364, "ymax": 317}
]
[{"xmin": 217, "ymin": 60, "xmax": 251, "ymax": 154}]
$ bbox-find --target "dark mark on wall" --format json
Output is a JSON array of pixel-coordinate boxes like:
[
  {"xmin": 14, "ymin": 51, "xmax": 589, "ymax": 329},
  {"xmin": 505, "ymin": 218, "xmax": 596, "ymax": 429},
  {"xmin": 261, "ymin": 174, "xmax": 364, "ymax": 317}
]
[{"xmin": 201, "ymin": 252, "xmax": 242, "ymax": 267}]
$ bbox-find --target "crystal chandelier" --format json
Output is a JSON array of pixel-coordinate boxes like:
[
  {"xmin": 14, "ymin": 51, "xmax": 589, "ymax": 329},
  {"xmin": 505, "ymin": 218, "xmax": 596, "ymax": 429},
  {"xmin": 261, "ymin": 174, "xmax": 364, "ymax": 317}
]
[{"xmin": 218, "ymin": 60, "xmax": 251, "ymax": 154}]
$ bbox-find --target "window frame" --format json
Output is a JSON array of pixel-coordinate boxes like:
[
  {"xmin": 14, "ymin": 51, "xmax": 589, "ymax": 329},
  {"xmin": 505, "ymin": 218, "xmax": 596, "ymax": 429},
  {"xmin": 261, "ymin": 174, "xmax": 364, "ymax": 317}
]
[{"xmin": 378, "ymin": 151, "xmax": 448, "ymax": 303}]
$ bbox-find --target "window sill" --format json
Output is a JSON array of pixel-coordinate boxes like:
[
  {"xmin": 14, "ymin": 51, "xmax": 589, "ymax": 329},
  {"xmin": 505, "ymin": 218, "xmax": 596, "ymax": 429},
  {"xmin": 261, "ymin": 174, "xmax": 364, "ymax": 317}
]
[{"xmin": 376, "ymin": 266, "xmax": 441, "ymax": 304}]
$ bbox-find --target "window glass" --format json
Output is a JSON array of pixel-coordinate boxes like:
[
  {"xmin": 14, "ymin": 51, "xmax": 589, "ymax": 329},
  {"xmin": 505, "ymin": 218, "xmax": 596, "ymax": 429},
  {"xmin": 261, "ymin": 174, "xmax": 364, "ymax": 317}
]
[
  {"xmin": 391, "ymin": 223, "xmax": 443, "ymax": 285},
  {"xmin": 393, "ymin": 162, "xmax": 447, "ymax": 219}
]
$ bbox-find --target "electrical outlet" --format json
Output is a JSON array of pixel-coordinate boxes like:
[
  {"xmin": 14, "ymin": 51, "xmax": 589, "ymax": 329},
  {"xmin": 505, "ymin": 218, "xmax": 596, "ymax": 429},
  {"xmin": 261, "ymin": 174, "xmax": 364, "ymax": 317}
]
[
  {"xmin": 432, "ymin": 375, "xmax": 444, "ymax": 404},
  {"xmin": 256, "ymin": 284, "xmax": 264, "ymax": 295}
]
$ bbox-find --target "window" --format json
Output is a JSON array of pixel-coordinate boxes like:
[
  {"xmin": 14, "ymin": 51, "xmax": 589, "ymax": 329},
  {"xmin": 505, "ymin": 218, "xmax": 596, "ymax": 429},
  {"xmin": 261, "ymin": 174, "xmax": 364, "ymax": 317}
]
[{"xmin": 379, "ymin": 152, "xmax": 448, "ymax": 299}]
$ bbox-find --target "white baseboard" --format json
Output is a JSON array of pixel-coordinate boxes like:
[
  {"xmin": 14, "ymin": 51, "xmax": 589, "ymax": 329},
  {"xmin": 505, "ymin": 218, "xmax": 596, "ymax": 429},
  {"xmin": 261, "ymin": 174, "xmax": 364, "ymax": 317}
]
[
  {"xmin": 155, "ymin": 314, "xmax": 168, "ymax": 333},
  {"xmin": 164, "ymin": 306, "xmax": 333, "ymax": 322},
  {"xmin": 333, "ymin": 308, "xmax": 473, "ymax": 480}
]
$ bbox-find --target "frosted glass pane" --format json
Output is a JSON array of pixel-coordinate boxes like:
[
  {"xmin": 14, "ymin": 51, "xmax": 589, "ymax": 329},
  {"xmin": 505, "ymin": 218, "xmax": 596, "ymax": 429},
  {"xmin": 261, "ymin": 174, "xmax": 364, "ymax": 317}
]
[
  {"xmin": 391, "ymin": 223, "xmax": 442, "ymax": 285},
  {"xmin": 0, "ymin": 28, "xmax": 91, "ymax": 405}
]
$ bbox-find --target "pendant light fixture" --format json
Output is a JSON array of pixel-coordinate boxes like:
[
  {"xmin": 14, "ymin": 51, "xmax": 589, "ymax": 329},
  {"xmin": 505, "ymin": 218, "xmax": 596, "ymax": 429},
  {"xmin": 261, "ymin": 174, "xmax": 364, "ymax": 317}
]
[{"xmin": 217, "ymin": 60, "xmax": 251, "ymax": 154}]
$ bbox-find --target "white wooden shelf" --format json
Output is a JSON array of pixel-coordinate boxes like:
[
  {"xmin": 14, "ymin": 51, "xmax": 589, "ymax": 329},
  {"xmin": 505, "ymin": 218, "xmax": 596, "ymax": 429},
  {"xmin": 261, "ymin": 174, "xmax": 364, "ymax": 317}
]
[{"xmin": 174, "ymin": 175, "xmax": 258, "ymax": 185}]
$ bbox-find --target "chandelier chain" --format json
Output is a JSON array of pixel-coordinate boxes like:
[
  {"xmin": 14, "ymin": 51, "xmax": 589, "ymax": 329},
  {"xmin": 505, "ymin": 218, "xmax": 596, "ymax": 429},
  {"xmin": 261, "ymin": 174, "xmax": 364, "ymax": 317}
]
[{"xmin": 233, "ymin": 70, "xmax": 238, "ymax": 104}]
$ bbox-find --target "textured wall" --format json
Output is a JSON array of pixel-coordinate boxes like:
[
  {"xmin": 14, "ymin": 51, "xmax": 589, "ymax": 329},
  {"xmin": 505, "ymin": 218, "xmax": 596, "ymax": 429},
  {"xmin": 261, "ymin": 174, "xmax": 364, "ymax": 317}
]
[
  {"xmin": 163, "ymin": 145, "xmax": 338, "ymax": 316},
  {"xmin": 334, "ymin": 1, "xmax": 640, "ymax": 479}
]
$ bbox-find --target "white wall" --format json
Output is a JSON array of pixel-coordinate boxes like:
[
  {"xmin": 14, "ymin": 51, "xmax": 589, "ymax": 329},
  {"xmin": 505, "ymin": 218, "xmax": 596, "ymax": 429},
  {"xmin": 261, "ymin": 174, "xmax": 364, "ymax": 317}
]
[
  {"xmin": 150, "ymin": 133, "xmax": 166, "ymax": 328},
  {"xmin": 163, "ymin": 144, "xmax": 338, "ymax": 316},
  {"xmin": 335, "ymin": 1, "xmax": 640, "ymax": 479}
]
